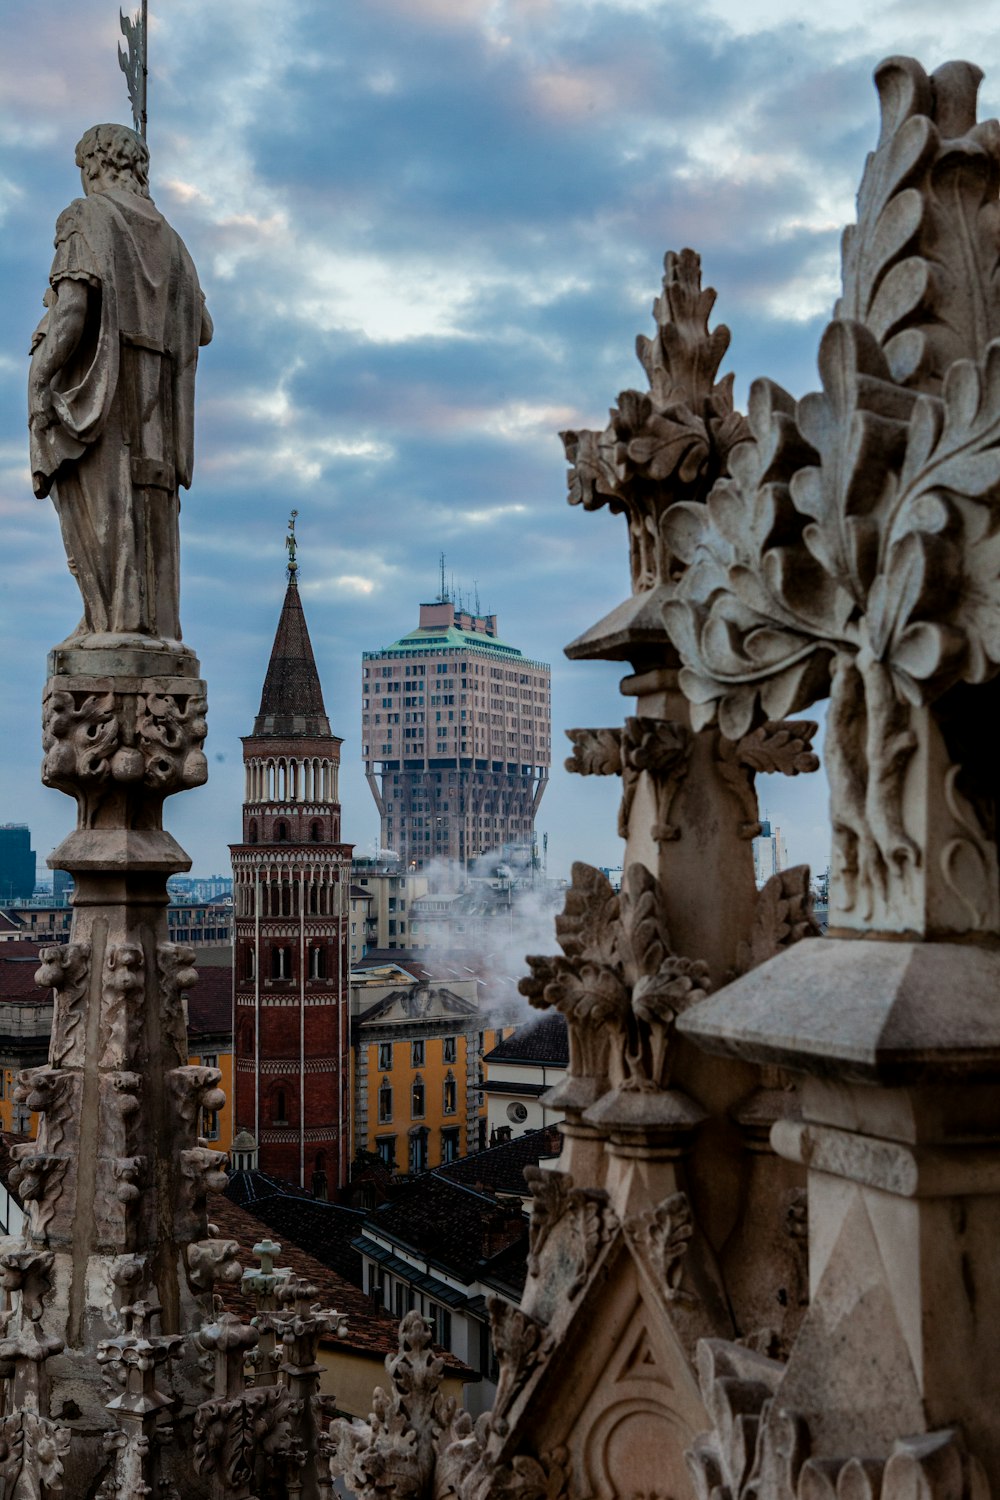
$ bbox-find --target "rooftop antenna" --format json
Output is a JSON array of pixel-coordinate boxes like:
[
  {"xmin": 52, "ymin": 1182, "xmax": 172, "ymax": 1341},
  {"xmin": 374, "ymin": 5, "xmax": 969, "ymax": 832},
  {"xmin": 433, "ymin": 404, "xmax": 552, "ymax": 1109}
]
[
  {"xmin": 439, "ymin": 551, "xmax": 447, "ymax": 603},
  {"xmin": 474, "ymin": 579, "xmax": 480, "ymax": 615},
  {"xmin": 118, "ymin": 3, "xmax": 148, "ymax": 139},
  {"xmin": 286, "ymin": 509, "xmax": 299, "ymax": 579}
]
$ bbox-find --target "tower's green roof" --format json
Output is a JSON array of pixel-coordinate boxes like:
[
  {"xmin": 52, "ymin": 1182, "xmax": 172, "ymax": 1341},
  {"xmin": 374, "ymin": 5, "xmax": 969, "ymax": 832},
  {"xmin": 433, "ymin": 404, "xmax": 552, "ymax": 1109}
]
[{"xmin": 377, "ymin": 625, "xmax": 523, "ymax": 656}]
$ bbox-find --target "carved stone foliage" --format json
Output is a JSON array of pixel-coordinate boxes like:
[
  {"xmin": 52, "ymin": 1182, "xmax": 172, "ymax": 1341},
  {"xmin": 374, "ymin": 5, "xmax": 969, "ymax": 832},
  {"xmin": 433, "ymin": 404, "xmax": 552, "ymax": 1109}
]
[
  {"xmin": 562, "ymin": 248, "xmax": 749, "ymax": 595},
  {"xmin": 157, "ymin": 942, "xmax": 198, "ymax": 1069},
  {"xmin": 521, "ymin": 862, "xmax": 710, "ymax": 1094},
  {"xmin": 328, "ymin": 1311, "xmax": 458, "ymax": 1500},
  {"xmin": 688, "ymin": 1340, "xmax": 989, "ymax": 1500},
  {"xmin": 662, "ymin": 60, "xmax": 1000, "ymax": 928},
  {"xmin": 717, "ymin": 723, "xmax": 820, "ymax": 841},
  {"xmin": 100, "ymin": 943, "xmax": 146, "ymax": 1071},
  {"xmin": 623, "ymin": 1191, "xmax": 694, "ymax": 1303},
  {"xmin": 35, "ymin": 943, "xmax": 90, "ymax": 1068},
  {"xmin": 42, "ymin": 676, "xmax": 208, "ymax": 822},
  {"xmin": 0, "ymin": 1411, "xmax": 72, "ymax": 1498},
  {"xmin": 523, "ymin": 1167, "xmax": 617, "ymax": 1301},
  {"xmin": 566, "ymin": 718, "xmax": 693, "ymax": 840},
  {"xmin": 738, "ymin": 868, "xmax": 821, "ymax": 973}
]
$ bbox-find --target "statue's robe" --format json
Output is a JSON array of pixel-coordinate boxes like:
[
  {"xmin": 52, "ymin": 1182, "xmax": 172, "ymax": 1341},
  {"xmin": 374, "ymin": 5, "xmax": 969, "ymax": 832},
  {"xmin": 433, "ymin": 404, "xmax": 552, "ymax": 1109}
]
[{"xmin": 30, "ymin": 188, "xmax": 211, "ymax": 640}]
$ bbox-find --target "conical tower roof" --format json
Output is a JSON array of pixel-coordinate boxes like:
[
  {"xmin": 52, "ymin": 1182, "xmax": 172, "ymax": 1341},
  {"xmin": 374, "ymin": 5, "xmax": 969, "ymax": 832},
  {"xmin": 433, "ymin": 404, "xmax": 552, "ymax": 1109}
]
[{"xmin": 253, "ymin": 573, "xmax": 332, "ymax": 737}]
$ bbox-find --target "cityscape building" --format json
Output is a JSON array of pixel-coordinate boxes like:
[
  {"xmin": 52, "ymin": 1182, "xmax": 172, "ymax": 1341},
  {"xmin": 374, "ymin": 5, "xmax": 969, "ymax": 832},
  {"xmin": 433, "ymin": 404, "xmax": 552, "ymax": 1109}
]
[
  {"xmin": 230, "ymin": 527, "xmax": 353, "ymax": 1193},
  {"xmin": 0, "ymin": 825, "xmax": 35, "ymax": 901},
  {"xmin": 752, "ymin": 815, "xmax": 787, "ymax": 886},
  {"xmin": 350, "ymin": 964, "xmax": 509, "ymax": 1171},
  {"xmin": 362, "ymin": 591, "xmax": 551, "ymax": 868}
]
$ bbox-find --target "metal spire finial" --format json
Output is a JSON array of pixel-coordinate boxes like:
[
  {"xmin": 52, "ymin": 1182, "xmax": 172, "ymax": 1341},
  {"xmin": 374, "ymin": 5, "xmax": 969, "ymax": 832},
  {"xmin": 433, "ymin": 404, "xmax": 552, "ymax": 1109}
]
[
  {"xmin": 286, "ymin": 510, "xmax": 299, "ymax": 578},
  {"xmin": 118, "ymin": 3, "xmax": 148, "ymax": 139}
]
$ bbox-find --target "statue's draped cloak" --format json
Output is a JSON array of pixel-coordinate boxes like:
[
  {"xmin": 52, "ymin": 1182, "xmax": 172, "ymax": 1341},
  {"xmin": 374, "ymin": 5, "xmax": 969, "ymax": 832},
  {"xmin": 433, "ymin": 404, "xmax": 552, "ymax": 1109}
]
[{"xmin": 30, "ymin": 189, "xmax": 210, "ymax": 637}]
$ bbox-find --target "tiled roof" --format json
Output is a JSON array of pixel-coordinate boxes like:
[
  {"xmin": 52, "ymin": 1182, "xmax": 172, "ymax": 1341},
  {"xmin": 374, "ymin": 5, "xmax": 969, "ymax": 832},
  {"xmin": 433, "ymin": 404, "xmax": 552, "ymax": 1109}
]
[
  {"xmin": 483, "ymin": 1012, "xmax": 568, "ymax": 1067},
  {"xmin": 0, "ymin": 943, "xmax": 48, "ymax": 1000},
  {"xmin": 207, "ymin": 1194, "xmax": 469, "ymax": 1373},
  {"xmin": 364, "ymin": 1174, "xmax": 525, "ymax": 1285},
  {"xmin": 186, "ymin": 965, "xmax": 232, "ymax": 1037},
  {"xmin": 437, "ymin": 1124, "xmax": 562, "ymax": 1197},
  {"xmin": 253, "ymin": 575, "xmax": 332, "ymax": 738}
]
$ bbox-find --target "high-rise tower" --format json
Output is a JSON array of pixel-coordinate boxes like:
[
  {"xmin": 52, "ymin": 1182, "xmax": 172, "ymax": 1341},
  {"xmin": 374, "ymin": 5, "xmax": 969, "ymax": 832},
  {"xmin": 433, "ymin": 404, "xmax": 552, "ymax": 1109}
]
[
  {"xmin": 231, "ymin": 517, "xmax": 352, "ymax": 1192},
  {"xmin": 362, "ymin": 589, "xmax": 550, "ymax": 867}
]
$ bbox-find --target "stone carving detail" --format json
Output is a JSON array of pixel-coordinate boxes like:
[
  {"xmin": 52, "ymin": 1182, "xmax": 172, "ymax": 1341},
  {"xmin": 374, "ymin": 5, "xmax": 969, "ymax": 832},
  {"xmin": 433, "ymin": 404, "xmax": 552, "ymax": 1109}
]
[
  {"xmin": 0, "ymin": 1244, "xmax": 55, "ymax": 1322},
  {"xmin": 689, "ymin": 1341, "xmax": 988, "ymax": 1500},
  {"xmin": 717, "ymin": 722, "xmax": 820, "ymax": 840},
  {"xmin": 100, "ymin": 943, "xmax": 145, "ymax": 1070},
  {"xmin": 156, "ymin": 942, "xmax": 198, "ymax": 1067},
  {"xmin": 567, "ymin": 718, "xmax": 693, "ymax": 840},
  {"xmin": 738, "ymin": 868, "xmax": 822, "ymax": 972},
  {"xmin": 13, "ymin": 1068, "xmax": 78, "ymax": 1155},
  {"xmin": 562, "ymin": 248, "xmax": 749, "ymax": 595},
  {"xmin": 522, "ymin": 862, "xmax": 710, "ymax": 1094},
  {"xmin": 186, "ymin": 1238, "xmax": 242, "ymax": 1294},
  {"xmin": 35, "ymin": 943, "xmax": 90, "ymax": 1067},
  {"xmin": 523, "ymin": 1166, "xmax": 575, "ymax": 1276},
  {"xmin": 663, "ymin": 60, "xmax": 1000, "ymax": 928},
  {"xmin": 0, "ymin": 1411, "xmax": 72, "ymax": 1497},
  {"xmin": 328, "ymin": 1311, "xmax": 459, "ymax": 1500},
  {"xmin": 489, "ymin": 1298, "xmax": 553, "ymax": 1422},
  {"xmin": 524, "ymin": 1166, "xmax": 618, "ymax": 1299},
  {"xmin": 136, "ymin": 689, "xmax": 209, "ymax": 790},
  {"xmin": 8, "ymin": 1151, "xmax": 69, "ymax": 1240},
  {"xmin": 97, "ymin": 1302, "xmax": 184, "ymax": 1500},
  {"xmin": 42, "ymin": 681, "xmax": 208, "ymax": 805},
  {"xmin": 177, "ymin": 1147, "xmax": 230, "ymax": 1241},
  {"xmin": 624, "ymin": 1191, "xmax": 694, "ymax": 1302},
  {"xmin": 194, "ymin": 1314, "xmax": 295, "ymax": 1494}
]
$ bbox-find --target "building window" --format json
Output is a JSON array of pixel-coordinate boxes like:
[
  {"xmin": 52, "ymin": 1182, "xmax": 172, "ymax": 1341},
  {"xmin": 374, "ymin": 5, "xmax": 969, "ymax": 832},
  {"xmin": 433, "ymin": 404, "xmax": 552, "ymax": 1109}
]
[
  {"xmin": 411, "ymin": 1039, "xmax": 425, "ymax": 1067},
  {"xmin": 248, "ymin": 819, "xmax": 258, "ymax": 844},
  {"xmin": 428, "ymin": 1303, "xmax": 452, "ymax": 1348},
  {"xmin": 276, "ymin": 820, "xmax": 289, "ymax": 842},
  {"xmin": 378, "ymin": 1078, "xmax": 393, "ymax": 1123},
  {"xmin": 310, "ymin": 820, "xmax": 322, "ymax": 842},
  {"xmin": 411, "ymin": 1076, "xmax": 425, "ymax": 1119},
  {"xmin": 442, "ymin": 1036, "xmax": 457, "ymax": 1064},
  {"xmin": 271, "ymin": 946, "xmax": 290, "ymax": 980},
  {"xmin": 409, "ymin": 1127, "xmax": 428, "ymax": 1174},
  {"xmin": 201, "ymin": 1108, "xmax": 220, "ymax": 1140},
  {"xmin": 441, "ymin": 1127, "xmax": 460, "ymax": 1164},
  {"xmin": 395, "ymin": 1281, "xmax": 415, "ymax": 1317},
  {"xmin": 443, "ymin": 1072, "xmax": 457, "ymax": 1114},
  {"xmin": 310, "ymin": 946, "xmax": 326, "ymax": 979},
  {"xmin": 273, "ymin": 1088, "xmax": 287, "ymax": 1124},
  {"xmin": 375, "ymin": 1136, "xmax": 396, "ymax": 1170},
  {"xmin": 377, "ymin": 1042, "xmax": 392, "ymax": 1071}
]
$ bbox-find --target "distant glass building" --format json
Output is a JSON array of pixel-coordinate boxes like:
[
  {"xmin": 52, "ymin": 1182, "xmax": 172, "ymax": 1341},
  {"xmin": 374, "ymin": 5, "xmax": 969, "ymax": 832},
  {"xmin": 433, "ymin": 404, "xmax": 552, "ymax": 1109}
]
[
  {"xmin": 0, "ymin": 826, "xmax": 35, "ymax": 901},
  {"xmin": 362, "ymin": 596, "xmax": 551, "ymax": 868}
]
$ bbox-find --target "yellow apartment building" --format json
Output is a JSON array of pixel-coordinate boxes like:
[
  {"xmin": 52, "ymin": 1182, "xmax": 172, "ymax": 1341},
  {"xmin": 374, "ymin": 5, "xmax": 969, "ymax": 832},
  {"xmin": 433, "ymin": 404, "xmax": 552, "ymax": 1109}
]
[{"xmin": 350, "ymin": 964, "xmax": 512, "ymax": 1173}]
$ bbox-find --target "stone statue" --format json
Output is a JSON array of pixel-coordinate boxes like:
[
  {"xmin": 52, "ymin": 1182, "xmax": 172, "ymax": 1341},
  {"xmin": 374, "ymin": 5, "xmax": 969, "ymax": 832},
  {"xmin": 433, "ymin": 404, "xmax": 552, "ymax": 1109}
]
[{"xmin": 28, "ymin": 122, "xmax": 212, "ymax": 645}]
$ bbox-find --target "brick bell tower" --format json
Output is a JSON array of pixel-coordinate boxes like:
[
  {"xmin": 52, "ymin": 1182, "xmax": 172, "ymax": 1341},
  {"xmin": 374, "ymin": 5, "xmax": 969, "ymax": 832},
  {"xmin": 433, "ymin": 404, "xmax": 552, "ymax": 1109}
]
[{"xmin": 231, "ymin": 513, "xmax": 352, "ymax": 1194}]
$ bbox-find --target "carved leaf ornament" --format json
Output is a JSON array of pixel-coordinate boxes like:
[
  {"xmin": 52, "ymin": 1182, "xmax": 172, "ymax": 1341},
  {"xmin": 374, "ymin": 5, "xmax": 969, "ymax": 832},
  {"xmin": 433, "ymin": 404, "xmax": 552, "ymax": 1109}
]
[
  {"xmin": 562, "ymin": 248, "xmax": 750, "ymax": 594},
  {"xmin": 661, "ymin": 60, "xmax": 1000, "ymax": 913},
  {"xmin": 522, "ymin": 863, "xmax": 710, "ymax": 1091}
]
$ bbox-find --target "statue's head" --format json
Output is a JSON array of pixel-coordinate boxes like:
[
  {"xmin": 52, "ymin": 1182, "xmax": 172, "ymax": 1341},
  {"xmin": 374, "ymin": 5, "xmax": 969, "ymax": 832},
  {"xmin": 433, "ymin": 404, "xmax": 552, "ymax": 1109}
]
[{"xmin": 75, "ymin": 123, "xmax": 151, "ymax": 199}]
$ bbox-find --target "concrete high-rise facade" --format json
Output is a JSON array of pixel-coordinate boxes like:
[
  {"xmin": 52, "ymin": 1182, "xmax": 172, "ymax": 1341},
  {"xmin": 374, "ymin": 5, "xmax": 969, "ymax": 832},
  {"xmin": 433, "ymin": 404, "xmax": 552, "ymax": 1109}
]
[
  {"xmin": 362, "ymin": 597, "xmax": 550, "ymax": 868},
  {"xmin": 231, "ymin": 534, "xmax": 353, "ymax": 1193}
]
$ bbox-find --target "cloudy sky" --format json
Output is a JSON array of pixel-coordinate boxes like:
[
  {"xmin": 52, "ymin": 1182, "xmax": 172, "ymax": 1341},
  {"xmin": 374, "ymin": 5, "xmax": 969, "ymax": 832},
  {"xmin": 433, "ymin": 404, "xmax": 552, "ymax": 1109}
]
[{"xmin": 2, "ymin": 0, "xmax": 999, "ymax": 887}]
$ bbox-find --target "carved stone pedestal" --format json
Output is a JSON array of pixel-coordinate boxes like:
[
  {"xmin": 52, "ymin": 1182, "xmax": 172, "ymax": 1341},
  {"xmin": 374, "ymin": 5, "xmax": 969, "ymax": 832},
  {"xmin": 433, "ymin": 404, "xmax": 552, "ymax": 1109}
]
[
  {"xmin": 681, "ymin": 939, "xmax": 1000, "ymax": 1499},
  {"xmin": 0, "ymin": 652, "xmax": 230, "ymax": 1496}
]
